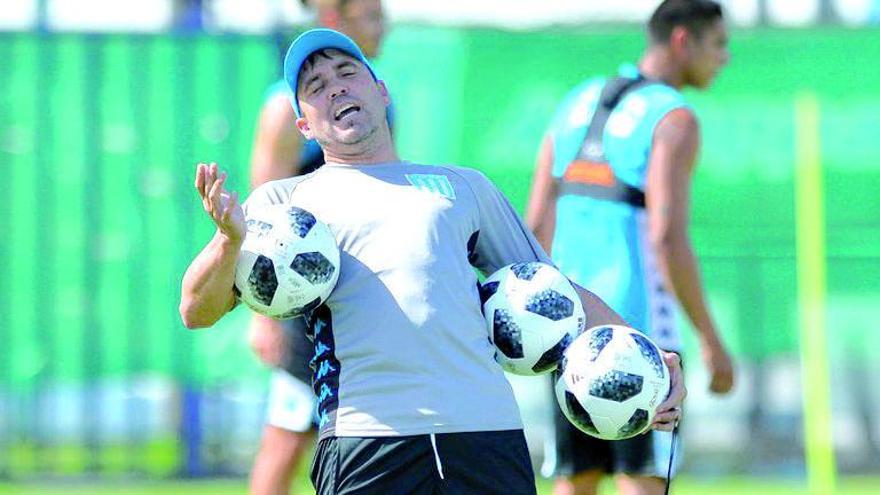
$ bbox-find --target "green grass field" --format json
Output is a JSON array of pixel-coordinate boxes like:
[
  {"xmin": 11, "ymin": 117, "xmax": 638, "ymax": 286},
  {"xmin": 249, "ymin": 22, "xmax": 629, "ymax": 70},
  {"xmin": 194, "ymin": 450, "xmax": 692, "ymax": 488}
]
[{"xmin": 2, "ymin": 476, "xmax": 879, "ymax": 495}]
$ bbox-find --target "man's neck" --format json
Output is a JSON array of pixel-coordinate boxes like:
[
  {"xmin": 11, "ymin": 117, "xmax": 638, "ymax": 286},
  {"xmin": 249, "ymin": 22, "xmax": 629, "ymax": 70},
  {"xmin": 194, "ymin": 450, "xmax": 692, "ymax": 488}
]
[
  {"xmin": 638, "ymin": 47, "xmax": 685, "ymax": 89},
  {"xmin": 323, "ymin": 149, "xmax": 400, "ymax": 165},
  {"xmin": 322, "ymin": 133, "xmax": 400, "ymax": 165}
]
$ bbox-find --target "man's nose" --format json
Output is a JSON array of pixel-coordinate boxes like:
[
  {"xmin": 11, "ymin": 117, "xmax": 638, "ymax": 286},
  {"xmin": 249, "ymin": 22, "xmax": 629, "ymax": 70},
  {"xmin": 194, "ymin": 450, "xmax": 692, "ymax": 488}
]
[{"xmin": 329, "ymin": 85, "xmax": 348, "ymax": 99}]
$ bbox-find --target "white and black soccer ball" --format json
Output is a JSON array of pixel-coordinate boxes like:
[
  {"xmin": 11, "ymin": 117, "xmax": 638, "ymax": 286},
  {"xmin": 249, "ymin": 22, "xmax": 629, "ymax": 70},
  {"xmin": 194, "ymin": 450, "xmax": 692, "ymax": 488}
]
[
  {"xmin": 234, "ymin": 203, "xmax": 340, "ymax": 319},
  {"xmin": 555, "ymin": 324, "xmax": 670, "ymax": 440},
  {"xmin": 479, "ymin": 262, "xmax": 586, "ymax": 376}
]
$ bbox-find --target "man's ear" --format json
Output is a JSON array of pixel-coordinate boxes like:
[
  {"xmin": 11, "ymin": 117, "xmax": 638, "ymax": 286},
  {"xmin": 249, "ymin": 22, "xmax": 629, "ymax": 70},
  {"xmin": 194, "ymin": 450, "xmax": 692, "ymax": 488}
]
[
  {"xmin": 295, "ymin": 117, "xmax": 314, "ymax": 140},
  {"xmin": 377, "ymin": 80, "xmax": 390, "ymax": 106},
  {"xmin": 669, "ymin": 26, "xmax": 691, "ymax": 56}
]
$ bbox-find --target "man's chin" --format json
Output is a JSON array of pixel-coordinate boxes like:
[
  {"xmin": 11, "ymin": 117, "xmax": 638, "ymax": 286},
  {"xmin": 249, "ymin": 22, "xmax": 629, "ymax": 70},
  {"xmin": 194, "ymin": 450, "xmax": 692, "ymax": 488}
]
[{"xmin": 331, "ymin": 129, "xmax": 369, "ymax": 146}]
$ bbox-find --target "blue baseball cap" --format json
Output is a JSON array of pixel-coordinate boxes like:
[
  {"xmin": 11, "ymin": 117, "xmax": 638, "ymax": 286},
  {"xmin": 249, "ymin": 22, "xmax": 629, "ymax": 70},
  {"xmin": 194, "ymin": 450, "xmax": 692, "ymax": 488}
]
[{"xmin": 283, "ymin": 28, "xmax": 378, "ymax": 118}]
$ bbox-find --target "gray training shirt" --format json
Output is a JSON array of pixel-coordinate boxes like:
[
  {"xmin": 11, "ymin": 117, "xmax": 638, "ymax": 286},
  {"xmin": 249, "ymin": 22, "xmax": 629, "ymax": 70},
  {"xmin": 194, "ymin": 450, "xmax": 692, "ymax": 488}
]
[{"xmin": 243, "ymin": 161, "xmax": 552, "ymax": 440}]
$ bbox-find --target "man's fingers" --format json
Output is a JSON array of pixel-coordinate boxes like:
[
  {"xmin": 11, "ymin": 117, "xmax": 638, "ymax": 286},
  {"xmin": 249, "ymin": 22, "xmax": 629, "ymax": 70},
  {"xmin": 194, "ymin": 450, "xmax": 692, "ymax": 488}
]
[
  {"xmin": 195, "ymin": 163, "xmax": 206, "ymax": 197},
  {"xmin": 653, "ymin": 352, "xmax": 686, "ymax": 431},
  {"xmin": 204, "ymin": 163, "xmax": 221, "ymax": 206},
  {"xmin": 657, "ymin": 395, "xmax": 681, "ymax": 414},
  {"xmin": 661, "ymin": 352, "xmax": 686, "ymax": 400},
  {"xmin": 651, "ymin": 421, "xmax": 675, "ymax": 432},
  {"xmin": 653, "ymin": 407, "xmax": 680, "ymax": 424},
  {"xmin": 207, "ymin": 172, "xmax": 228, "ymax": 214},
  {"xmin": 652, "ymin": 405, "xmax": 682, "ymax": 432},
  {"xmin": 222, "ymin": 191, "xmax": 239, "ymax": 222},
  {"xmin": 204, "ymin": 163, "xmax": 217, "ymax": 198},
  {"xmin": 663, "ymin": 350, "xmax": 682, "ymax": 369},
  {"xmin": 658, "ymin": 377, "xmax": 685, "ymax": 411},
  {"xmin": 656, "ymin": 370, "xmax": 686, "ymax": 415}
]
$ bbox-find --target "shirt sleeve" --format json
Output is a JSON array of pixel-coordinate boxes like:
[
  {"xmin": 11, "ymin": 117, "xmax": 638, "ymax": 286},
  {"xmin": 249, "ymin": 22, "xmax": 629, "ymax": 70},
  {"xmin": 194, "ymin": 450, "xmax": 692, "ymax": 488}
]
[{"xmin": 460, "ymin": 168, "xmax": 554, "ymax": 276}]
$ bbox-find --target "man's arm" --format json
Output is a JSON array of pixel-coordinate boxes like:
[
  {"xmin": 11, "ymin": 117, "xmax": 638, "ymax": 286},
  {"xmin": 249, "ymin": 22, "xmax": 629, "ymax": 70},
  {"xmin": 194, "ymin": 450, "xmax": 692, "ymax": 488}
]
[
  {"xmin": 646, "ymin": 108, "xmax": 734, "ymax": 394},
  {"xmin": 525, "ymin": 135, "xmax": 558, "ymax": 253},
  {"xmin": 573, "ymin": 283, "xmax": 685, "ymax": 430},
  {"xmin": 247, "ymin": 94, "xmax": 304, "ymax": 365},
  {"xmin": 179, "ymin": 163, "xmax": 245, "ymax": 329},
  {"xmin": 466, "ymin": 166, "xmax": 687, "ymax": 426}
]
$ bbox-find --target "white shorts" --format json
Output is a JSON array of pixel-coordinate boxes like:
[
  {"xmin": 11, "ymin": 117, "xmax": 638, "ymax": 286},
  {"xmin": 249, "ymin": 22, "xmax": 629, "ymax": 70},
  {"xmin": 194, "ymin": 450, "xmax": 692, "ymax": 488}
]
[{"xmin": 265, "ymin": 369, "xmax": 316, "ymax": 433}]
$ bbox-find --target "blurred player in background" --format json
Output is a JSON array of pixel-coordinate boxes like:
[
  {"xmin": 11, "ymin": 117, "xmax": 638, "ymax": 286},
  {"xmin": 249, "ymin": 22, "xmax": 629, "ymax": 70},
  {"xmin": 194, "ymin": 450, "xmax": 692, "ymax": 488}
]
[
  {"xmin": 525, "ymin": 1, "xmax": 734, "ymax": 494},
  {"xmin": 247, "ymin": 1, "xmax": 386, "ymax": 494}
]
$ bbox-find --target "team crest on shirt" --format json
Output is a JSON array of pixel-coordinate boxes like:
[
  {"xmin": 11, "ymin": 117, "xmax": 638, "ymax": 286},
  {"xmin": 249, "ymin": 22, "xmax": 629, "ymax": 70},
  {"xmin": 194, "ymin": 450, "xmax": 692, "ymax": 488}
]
[{"xmin": 405, "ymin": 174, "xmax": 456, "ymax": 200}]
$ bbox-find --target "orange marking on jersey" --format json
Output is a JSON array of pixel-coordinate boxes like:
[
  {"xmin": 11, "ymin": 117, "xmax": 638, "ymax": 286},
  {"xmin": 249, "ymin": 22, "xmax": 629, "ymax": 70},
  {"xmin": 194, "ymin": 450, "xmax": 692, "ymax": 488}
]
[{"xmin": 563, "ymin": 160, "xmax": 616, "ymax": 187}]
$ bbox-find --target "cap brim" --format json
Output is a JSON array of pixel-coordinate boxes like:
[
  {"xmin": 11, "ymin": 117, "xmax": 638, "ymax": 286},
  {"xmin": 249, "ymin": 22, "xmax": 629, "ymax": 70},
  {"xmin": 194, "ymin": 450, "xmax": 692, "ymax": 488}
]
[{"xmin": 283, "ymin": 29, "xmax": 377, "ymax": 118}]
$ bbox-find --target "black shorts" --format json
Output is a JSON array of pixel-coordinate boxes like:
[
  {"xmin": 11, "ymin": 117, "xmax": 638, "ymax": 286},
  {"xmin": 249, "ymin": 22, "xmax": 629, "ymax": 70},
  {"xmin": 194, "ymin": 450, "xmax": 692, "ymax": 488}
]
[
  {"xmin": 310, "ymin": 430, "xmax": 537, "ymax": 495},
  {"xmin": 547, "ymin": 375, "xmax": 679, "ymax": 478}
]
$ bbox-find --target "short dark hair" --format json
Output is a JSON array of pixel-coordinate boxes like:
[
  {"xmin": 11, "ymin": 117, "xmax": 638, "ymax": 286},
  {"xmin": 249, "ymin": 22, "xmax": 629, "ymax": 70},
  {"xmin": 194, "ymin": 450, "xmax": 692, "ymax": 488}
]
[{"xmin": 648, "ymin": 0, "xmax": 723, "ymax": 43}]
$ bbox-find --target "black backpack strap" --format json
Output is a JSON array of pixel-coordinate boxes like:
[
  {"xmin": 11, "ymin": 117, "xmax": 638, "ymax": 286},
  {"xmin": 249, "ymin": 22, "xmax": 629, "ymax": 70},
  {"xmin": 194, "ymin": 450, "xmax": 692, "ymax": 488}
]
[{"xmin": 558, "ymin": 75, "xmax": 654, "ymax": 209}]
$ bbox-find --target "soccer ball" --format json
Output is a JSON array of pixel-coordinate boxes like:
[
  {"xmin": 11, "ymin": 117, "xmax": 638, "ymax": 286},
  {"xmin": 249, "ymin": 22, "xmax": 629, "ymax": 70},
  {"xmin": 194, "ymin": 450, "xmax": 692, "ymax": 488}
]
[
  {"xmin": 479, "ymin": 262, "xmax": 585, "ymax": 376},
  {"xmin": 234, "ymin": 203, "xmax": 340, "ymax": 319},
  {"xmin": 554, "ymin": 325, "xmax": 670, "ymax": 440}
]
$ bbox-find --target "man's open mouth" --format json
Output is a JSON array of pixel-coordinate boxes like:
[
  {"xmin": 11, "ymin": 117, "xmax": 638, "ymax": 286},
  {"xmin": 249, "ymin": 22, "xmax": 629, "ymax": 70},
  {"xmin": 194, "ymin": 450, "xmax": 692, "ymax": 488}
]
[{"xmin": 334, "ymin": 104, "xmax": 361, "ymax": 121}]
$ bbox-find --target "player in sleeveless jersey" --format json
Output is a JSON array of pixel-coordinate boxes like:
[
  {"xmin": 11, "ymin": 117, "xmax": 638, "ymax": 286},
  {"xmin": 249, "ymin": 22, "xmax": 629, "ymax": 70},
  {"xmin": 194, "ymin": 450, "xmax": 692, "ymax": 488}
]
[
  {"xmin": 180, "ymin": 29, "xmax": 687, "ymax": 494},
  {"xmin": 526, "ymin": 2, "xmax": 734, "ymax": 494},
  {"xmin": 246, "ymin": 2, "xmax": 387, "ymax": 494}
]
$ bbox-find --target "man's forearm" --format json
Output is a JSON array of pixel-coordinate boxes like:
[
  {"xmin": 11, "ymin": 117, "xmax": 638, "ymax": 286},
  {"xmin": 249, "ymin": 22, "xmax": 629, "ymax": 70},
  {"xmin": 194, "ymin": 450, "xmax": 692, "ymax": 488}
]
[
  {"xmin": 573, "ymin": 284, "xmax": 628, "ymax": 329},
  {"xmin": 655, "ymin": 236, "xmax": 722, "ymax": 346},
  {"xmin": 180, "ymin": 230, "xmax": 242, "ymax": 329}
]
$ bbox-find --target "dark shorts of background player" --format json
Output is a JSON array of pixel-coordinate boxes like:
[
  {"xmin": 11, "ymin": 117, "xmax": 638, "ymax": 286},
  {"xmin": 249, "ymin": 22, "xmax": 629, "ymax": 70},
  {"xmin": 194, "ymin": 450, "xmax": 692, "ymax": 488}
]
[
  {"xmin": 310, "ymin": 430, "xmax": 537, "ymax": 495},
  {"xmin": 549, "ymin": 374, "xmax": 669, "ymax": 478}
]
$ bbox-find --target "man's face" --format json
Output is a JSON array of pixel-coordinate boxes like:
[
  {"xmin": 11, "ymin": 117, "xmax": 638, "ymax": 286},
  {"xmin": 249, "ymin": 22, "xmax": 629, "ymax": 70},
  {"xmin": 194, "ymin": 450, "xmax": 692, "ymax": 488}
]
[
  {"xmin": 296, "ymin": 49, "xmax": 389, "ymax": 149},
  {"xmin": 683, "ymin": 19, "xmax": 730, "ymax": 89},
  {"xmin": 338, "ymin": 0, "xmax": 385, "ymax": 58}
]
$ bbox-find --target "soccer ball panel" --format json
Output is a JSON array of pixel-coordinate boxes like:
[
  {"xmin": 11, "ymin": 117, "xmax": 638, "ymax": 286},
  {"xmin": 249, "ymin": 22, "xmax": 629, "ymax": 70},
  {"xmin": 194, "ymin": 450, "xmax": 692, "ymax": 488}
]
[
  {"xmin": 246, "ymin": 255, "xmax": 278, "ymax": 306},
  {"xmin": 587, "ymin": 326, "xmax": 613, "ymax": 362},
  {"xmin": 493, "ymin": 309, "xmax": 524, "ymax": 359},
  {"xmin": 510, "ymin": 262, "xmax": 540, "ymax": 280},
  {"xmin": 525, "ymin": 289, "xmax": 574, "ymax": 321},
  {"xmin": 618, "ymin": 409, "xmax": 649, "ymax": 438},
  {"xmin": 290, "ymin": 251, "xmax": 336, "ymax": 284},
  {"xmin": 629, "ymin": 332, "xmax": 666, "ymax": 380},
  {"xmin": 478, "ymin": 280, "xmax": 499, "ymax": 305},
  {"xmin": 285, "ymin": 207, "xmax": 316, "ymax": 238},
  {"xmin": 588, "ymin": 370, "xmax": 644, "ymax": 402},
  {"xmin": 532, "ymin": 333, "xmax": 573, "ymax": 374},
  {"xmin": 563, "ymin": 389, "xmax": 600, "ymax": 436}
]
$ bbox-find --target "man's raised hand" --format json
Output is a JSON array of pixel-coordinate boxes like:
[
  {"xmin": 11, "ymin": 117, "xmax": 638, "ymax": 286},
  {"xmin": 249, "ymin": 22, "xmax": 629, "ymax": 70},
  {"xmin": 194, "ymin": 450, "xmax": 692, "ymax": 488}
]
[{"xmin": 195, "ymin": 162, "xmax": 245, "ymax": 242}]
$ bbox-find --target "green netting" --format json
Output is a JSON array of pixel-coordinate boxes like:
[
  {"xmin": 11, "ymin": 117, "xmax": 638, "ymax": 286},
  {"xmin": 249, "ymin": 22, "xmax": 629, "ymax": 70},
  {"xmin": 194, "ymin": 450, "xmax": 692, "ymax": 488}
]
[{"xmin": 1, "ymin": 26, "xmax": 878, "ymax": 389}]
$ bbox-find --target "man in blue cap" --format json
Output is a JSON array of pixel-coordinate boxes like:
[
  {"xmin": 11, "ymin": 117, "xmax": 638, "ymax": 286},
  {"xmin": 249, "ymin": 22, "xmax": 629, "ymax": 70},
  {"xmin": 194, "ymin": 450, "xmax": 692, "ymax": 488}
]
[{"xmin": 180, "ymin": 29, "xmax": 687, "ymax": 494}]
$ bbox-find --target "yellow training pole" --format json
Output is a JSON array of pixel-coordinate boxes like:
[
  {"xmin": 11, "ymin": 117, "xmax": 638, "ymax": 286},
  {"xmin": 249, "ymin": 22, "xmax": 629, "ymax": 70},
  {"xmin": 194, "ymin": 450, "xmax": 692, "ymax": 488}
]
[{"xmin": 794, "ymin": 92, "xmax": 836, "ymax": 495}]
